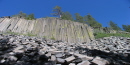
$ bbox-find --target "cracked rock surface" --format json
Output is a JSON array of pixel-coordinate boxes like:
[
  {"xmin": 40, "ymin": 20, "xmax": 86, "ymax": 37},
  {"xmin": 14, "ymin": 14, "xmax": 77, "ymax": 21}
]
[{"xmin": 0, "ymin": 34, "xmax": 130, "ymax": 65}]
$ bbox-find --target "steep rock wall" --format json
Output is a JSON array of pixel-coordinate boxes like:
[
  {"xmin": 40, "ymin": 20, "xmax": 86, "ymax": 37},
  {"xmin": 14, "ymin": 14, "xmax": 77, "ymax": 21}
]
[{"xmin": 0, "ymin": 17, "xmax": 94, "ymax": 43}]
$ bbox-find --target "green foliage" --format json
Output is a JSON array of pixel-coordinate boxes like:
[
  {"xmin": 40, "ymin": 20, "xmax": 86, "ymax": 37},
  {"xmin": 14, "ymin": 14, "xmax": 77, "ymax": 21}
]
[
  {"xmin": 51, "ymin": 6, "xmax": 62, "ymax": 18},
  {"xmin": 75, "ymin": 13, "xmax": 84, "ymax": 23},
  {"xmin": 74, "ymin": 13, "xmax": 102, "ymax": 27},
  {"xmin": 84, "ymin": 14, "xmax": 102, "ymax": 27},
  {"xmin": 6, "ymin": 31, "xmax": 19, "ymax": 35},
  {"xmin": 51, "ymin": 6, "xmax": 102, "ymax": 28},
  {"xmin": 94, "ymin": 33, "xmax": 130, "ymax": 39},
  {"xmin": 122, "ymin": 25, "xmax": 130, "ymax": 32},
  {"xmin": 5, "ymin": 31, "xmax": 36, "ymax": 37},
  {"xmin": 25, "ymin": 14, "xmax": 35, "ymax": 20},
  {"xmin": 109, "ymin": 21, "xmax": 121, "ymax": 31},
  {"xmin": 61, "ymin": 12, "xmax": 73, "ymax": 21},
  {"xmin": 12, "ymin": 11, "xmax": 35, "ymax": 20},
  {"xmin": 12, "ymin": 11, "xmax": 27, "ymax": 18},
  {"xmin": 43, "ymin": 36, "xmax": 47, "ymax": 38},
  {"xmin": 50, "ymin": 36, "xmax": 55, "ymax": 40},
  {"xmin": 26, "ymin": 33, "xmax": 36, "ymax": 36}
]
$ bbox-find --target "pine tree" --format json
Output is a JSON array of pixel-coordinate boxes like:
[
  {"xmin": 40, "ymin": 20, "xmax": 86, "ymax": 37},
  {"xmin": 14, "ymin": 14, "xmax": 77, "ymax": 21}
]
[
  {"xmin": 12, "ymin": 11, "xmax": 27, "ymax": 18},
  {"xmin": 75, "ymin": 13, "xmax": 84, "ymax": 23},
  {"xmin": 84, "ymin": 14, "xmax": 102, "ymax": 27},
  {"xmin": 61, "ymin": 12, "xmax": 73, "ymax": 21},
  {"xmin": 122, "ymin": 25, "xmax": 130, "ymax": 32},
  {"xmin": 26, "ymin": 14, "xmax": 35, "ymax": 20},
  {"xmin": 109, "ymin": 21, "xmax": 121, "ymax": 30},
  {"xmin": 52, "ymin": 6, "xmax": 62, "ymax": 18}
]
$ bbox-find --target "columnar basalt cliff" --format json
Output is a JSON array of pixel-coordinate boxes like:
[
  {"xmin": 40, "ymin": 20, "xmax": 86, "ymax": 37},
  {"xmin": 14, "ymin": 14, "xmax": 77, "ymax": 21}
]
[{"xmin": 0, "ymin": 17, "xmax": 94, "ymax": 43}]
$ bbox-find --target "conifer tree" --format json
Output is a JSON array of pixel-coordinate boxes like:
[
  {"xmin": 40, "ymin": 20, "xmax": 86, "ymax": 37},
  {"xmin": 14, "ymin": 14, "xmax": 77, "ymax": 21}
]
[
  {"xmin": 75, "ymin": 13, "xmax": 84, "ymax": 23},
  {"xmin": 52, "ymin": 6, "xmax": 62, "ymax": 18},
  {"xmin": 109, "ymin": 21, "xmax": 121, "ymax": 30},
  {"xmin": 122, "ymin": 25, "xmax": 130, "ymax": 32},
  {"xmin": 61, "ymin": 12, "xmax": 73, "ymax": 21}
]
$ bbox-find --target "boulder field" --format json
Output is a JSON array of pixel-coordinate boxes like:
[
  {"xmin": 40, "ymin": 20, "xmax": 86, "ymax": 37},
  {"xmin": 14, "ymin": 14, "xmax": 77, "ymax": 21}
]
[{"xmin": 0, "ymin": 34, "xmax": 130, "ymax": 65}]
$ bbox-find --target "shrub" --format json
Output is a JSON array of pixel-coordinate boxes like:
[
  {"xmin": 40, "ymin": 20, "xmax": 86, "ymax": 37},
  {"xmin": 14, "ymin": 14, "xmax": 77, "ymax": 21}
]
[
  {"xmin": 94, "ymin": 33, "xmax": 130, "ymax": 39},
  {"xmin": 50, "ymin": 37, "xmax": 55, "ymax": 40}
]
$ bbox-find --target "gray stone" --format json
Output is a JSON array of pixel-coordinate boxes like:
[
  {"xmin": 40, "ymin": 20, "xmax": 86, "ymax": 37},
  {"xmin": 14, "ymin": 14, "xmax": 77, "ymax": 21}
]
[
  {"xmin": 92, "ymin": 56, "xmax": 109, "ymax": 65},
  {"xmin": 9, "ymin": 56, "xmax": 17, "ymax": 61},
  {"xmin": 15, "ymin": 46, "xmax": 24, "ymax": 50},
  {"xmin": 77, "ymin": 60, "xmax": 91, "ymax": 65},
  {"xmin": 47, "ymin": 43, "xmax": 53, "ymax": 46},
  {"xmin": 65, "ymin": 56, "xmax": 75, "ymax": 62},
  {"xmin": 51, "ymin": 55, "xmax": 56, "ymax": 61},
  {"xmin": 69, "ymin": 63, "xmax": 76, "ymax": 65},
  {"xmin": 38, "ymin": 49, "xmax": 46, "ymax": 55},
  {"xmin": 57, "ymin": 58, "xmax": 65, "ymax": 63},
  {"xmin": 22, "ymin": 42, "xmax": 29, "ymax": 45},
  {"xmin": 56, "ymin": 64, "xmax": 61, "ymax": 65},
  {"xmin": 9, "ymin": 37, "xmax": 15, "ymax": 42},
  {"xmin": 46, "ymin": 52, "xmax": 51, "ymax": 57},
  {"xmin": 13, "ymin": 49, "xmax": 24, "ymax": 53},
  {"xmin": 72, "ymin": 53, "xmax": 93, "ymax": 60},
  {"xmin": 9, "ymin": 52, "xmax": 15, "ymax": 55},
  {"xmin": 0, "ymin": 59, "xmax": 6, "ymax": 63},
  {"xmin": 55, "ymin": 53, "xmax": 63, "ymax": 58}
]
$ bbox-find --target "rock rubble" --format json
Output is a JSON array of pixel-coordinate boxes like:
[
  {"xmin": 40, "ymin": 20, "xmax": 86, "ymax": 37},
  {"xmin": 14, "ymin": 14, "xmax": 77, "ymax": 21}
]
[{"xmin": 0, "ymin": 34, "xmax": 130, "ymax": 65}]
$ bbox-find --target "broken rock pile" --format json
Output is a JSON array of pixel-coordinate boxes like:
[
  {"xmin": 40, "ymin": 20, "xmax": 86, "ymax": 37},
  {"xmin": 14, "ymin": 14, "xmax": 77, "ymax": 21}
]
[{"xmin": 0, "ymin": 34, "xmax": 130, "ymax": 65}]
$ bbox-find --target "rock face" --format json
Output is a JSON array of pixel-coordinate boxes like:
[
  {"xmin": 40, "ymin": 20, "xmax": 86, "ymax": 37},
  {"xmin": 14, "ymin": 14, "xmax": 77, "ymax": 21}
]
[
  {"xmin": 0, "ymin": 17, "xmax": 94, "ymax": 43},
  {"xmin": 0, "ymin": 34, "xmax": 130, "ymax": 65}
]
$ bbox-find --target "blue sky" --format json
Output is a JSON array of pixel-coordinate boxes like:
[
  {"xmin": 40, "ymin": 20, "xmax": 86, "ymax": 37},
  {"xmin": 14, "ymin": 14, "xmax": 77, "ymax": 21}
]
[{"xmin": 0, "ymin": 0, "xmax": 130, "ymax": 28}]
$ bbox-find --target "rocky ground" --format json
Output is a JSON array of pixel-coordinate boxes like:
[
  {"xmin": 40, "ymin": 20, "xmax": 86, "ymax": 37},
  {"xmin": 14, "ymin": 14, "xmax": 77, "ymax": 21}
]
[{"xmin": 0, "ymin": 34, "xmax": 130, "ymax": 65}]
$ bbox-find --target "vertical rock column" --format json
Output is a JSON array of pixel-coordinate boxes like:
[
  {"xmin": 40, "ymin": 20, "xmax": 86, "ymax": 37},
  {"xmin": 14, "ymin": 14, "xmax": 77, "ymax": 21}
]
[{"xmin": 0, "ymin": 17, "xmax": 94, "ymax": 43}]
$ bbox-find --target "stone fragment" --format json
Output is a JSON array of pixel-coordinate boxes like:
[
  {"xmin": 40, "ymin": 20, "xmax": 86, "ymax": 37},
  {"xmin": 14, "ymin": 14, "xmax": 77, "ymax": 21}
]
[
  {"xmin": 77, "ymin": 60, "xmax": 91, "ymax": 65},
  {"xmin": 51, "ymin": 55, "xmax": 56, "ymax": 61},
  {"xmin": 9, "ymin": 37, "xmax": 14, "ymax": 42},
  {"xmin": 72, "ymin": 58, "xmax": 82, "ymax": 63},
  {"xmin": 57, "ymin": 58, "xmax": 65, "ymax": 63},
  {"xmin": 13, "ymin": 49, "xmax": 24, "ymax": 53},
  {"xmin": 69, "ymin": 63, "xmax": 76, "ymax": 65},
  {"xmin": 65, "ymin": 56, "xmax": 75, "ymax": 62},
  {"xmin": 47, "ymin": 43, "xmax": 53, "ymax": 46},
  {"xmin": 20, "ymin": 55, "xmax": 29, "ymax": 62},
  {"xmin": 50, "ymin": 51, "xmax": 62, "ymax": 54},
  {"xmin": 0, "ymin": 38, "xmax": 9, "ymax": 43},
  {"xmin": 92, "ymin": 56, "xmax": 109, "ymax": 65},
  {"xmin": 72, "ymin": 53, "xmax": 93, "ymax": 60},
  {"xmin": 22, "ymin": 42, "xmax": 29, "ymax": 45},
  {"xmin": 56, "ymin": 64, "xmax": 61, "ymax": 65},
  {"xmin": 38, "ymin": 49, "xmax": 46, "ymax": 55},
  {"xmin": 46, "ymin": 52, "xmax": 51, "ymax": 57},
  {"xmin": 9, "ymin": 56, "xmax": 17, "ymax": 61},
  {"xmin": 39, "ymin": 55, "xmax": 48, "ymax": 61},
  {"xmin": 15, "ymin": 46, "xmax": 24, "ymax": 50},
  {"xmin": 44, "ymin": 62, "xmax": 56, "ymax": 65},
  {"xmin": 55, "ymin": 53, "xmax": 63, "ymax": 58},
  {"xmin": 16, "ymin": 61, "xmax": 25, "ymax": 65},
  {"xmin": 9, "ymin": 52, "xmax": 15, "ymax": 55},
  {"xmin": 0, "ymin": 59, "xmax": 6, "ymax": 63}
]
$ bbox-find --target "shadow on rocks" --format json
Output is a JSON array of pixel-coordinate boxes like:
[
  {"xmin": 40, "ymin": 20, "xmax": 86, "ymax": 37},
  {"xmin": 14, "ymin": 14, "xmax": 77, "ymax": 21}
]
[
  {"xmin": 0, "ymin": 43, "xmax": 56, "ymax": 65},
  {"xmin": 75, "ymin": 46, "xmax": 130, "ymax": 65}
]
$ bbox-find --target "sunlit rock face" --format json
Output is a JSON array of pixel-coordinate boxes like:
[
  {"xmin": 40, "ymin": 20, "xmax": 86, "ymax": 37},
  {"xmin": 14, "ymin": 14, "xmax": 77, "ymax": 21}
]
[{"xmin": 0, "ymin": 17, "xmax": 94, "ymax": 43}]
